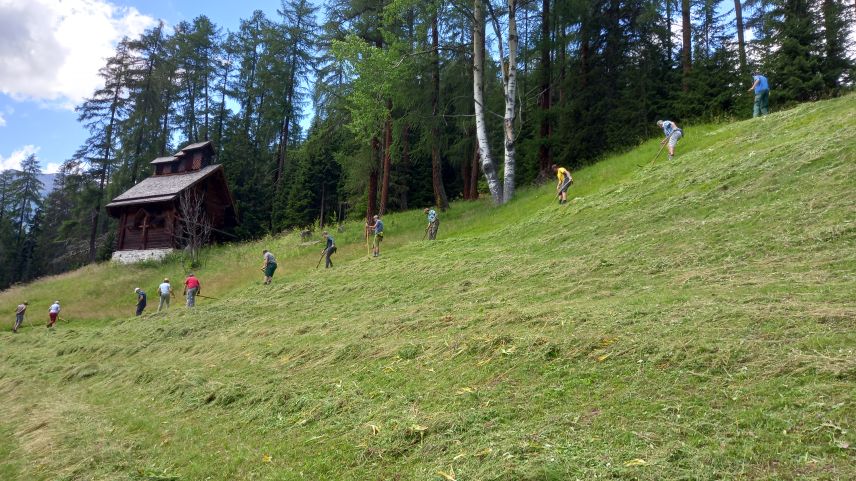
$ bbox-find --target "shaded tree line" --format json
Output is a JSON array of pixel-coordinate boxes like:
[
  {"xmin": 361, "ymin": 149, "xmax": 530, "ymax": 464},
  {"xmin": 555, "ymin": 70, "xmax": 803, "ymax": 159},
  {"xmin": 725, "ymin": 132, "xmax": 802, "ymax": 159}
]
[{"xmin": 1, "ymin": 0, "xmax": 851, "ymax": 288}]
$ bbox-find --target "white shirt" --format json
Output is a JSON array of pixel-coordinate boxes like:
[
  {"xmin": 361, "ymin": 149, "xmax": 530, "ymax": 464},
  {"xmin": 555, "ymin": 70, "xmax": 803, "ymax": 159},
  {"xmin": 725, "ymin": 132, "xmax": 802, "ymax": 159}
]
[
  {"xmin": 49, "ymin": 303, "xmax": 61, "ymax": 314},
  {"xmin": 159, "ymin": 282, "xmax": 171, "ymax": 295}
]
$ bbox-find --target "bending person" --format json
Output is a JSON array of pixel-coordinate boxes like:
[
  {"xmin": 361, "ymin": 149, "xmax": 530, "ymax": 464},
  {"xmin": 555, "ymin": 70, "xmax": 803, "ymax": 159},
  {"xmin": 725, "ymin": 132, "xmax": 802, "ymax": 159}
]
[
  {"xmin": 656, "ymin": 120, "xmax": 683, "ymax": 161},
  {"xmin": 552, "ymin": 164, "xmax": 573, "ymax": 205}
]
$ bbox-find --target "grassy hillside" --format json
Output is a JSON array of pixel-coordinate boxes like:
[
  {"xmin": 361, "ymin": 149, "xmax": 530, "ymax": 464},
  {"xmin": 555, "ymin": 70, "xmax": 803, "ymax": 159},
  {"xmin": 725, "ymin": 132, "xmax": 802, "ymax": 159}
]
[{"xmin": 1, "ymin": 96, "xmax": 854, "ymax": 480}]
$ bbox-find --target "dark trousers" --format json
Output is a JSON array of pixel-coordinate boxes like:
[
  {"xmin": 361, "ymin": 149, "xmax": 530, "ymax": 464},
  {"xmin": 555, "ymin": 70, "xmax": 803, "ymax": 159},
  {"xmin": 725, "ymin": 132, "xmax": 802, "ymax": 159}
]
[
  {"xmin": 14, "ymin": 314, "xmax": 24, "ymax": 331},
  {"xmin": 325, "ymin": 246, "xmax": 336, "ymax": 268},
  {"xmin": 136, "ymin": 303, "xmax": 146, "ymax": 316}
]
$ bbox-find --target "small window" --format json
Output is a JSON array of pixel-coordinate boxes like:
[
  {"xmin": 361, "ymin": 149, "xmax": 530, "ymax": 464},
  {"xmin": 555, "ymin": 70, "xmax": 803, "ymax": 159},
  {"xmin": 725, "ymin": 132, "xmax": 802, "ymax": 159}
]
[{"xmin": 191, "ymin": 153, "xmax": 202, "ymax": 170}]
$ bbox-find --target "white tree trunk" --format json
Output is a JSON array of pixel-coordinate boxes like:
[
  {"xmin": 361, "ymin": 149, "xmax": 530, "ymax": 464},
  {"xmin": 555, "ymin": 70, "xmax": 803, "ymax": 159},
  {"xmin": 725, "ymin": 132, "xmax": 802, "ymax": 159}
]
[
  {"xmin": 502, "ymin": 0, "xmax": 518, "ymax": 204},
  {"xmin": 473, "ymin": 0, "xmax": 503, "ymax": 204}
]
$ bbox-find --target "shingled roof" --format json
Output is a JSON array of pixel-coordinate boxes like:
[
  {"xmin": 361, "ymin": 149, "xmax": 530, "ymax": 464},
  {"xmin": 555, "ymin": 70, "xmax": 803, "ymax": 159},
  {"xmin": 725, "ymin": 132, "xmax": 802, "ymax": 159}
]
[
  {"xmin": 150, "ymin": 156, "xmax": 178, "ymax": 165},
  {"xmin": 175, "ymin": 140, "xmax": 214, "ymax": 155},
  {"xmin": 106, "ymin": 164, "xmax": 222, "ymax": 208}
]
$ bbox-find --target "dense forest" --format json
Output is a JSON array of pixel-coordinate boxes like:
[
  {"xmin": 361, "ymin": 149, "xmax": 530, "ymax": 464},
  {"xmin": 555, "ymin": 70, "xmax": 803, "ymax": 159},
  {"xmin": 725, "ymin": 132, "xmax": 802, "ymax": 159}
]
[{"xmin": 0, "ymin": 0, "xmax": 852, "ymax": 289}]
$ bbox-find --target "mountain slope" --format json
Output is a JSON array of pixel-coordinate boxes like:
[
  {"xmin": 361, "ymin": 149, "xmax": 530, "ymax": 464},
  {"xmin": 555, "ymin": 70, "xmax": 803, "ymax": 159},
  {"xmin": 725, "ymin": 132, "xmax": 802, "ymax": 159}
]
[{"xmin": 1, "ymin": 96, "xmax": 854, "ymax": 480}]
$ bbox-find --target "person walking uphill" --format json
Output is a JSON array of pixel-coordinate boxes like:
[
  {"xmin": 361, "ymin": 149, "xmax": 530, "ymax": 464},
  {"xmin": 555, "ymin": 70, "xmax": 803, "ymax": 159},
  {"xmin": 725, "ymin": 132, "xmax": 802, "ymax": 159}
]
[
  {"xmin": 424, "ymin": 208, "xmax": 439, "ymax": 240},
  {"xmin": 748, "ymin": 72, "xmax": 770, "ymax": 117},
  {"xmin": 552, "ymin": 164, "xmax": 574, "ymax": 204},
  {"xmin": 157, "ymin": 278, "xmax": 174, "ymax": 312},
  {"xmin": 262, "ymin": 250, "xmax": 277, "ymax": 284},
  {"xmin": 47, "ymin": 301, "xmax": 60, "ymax": 328},
  {"xmin": 134, "ymin": 288, "xmax": 147, "ymax": 316},
  {"xmin": 321, "ymin": 231, "xmax": 337, "ymax": 268},
  {"xmin": 13, "ymin": 301, "xmax": 28, "ymax": 333},
  {"xmin": 184, "ymin": 273, "xmax": 200, "ymax": 307},
  {"xmin": 656, "ymin": 120, "xmax": 683, "ymax": 161},
  {"xmin": 369, "ymin": 215, "xmax": 384, "ymax": 257}
]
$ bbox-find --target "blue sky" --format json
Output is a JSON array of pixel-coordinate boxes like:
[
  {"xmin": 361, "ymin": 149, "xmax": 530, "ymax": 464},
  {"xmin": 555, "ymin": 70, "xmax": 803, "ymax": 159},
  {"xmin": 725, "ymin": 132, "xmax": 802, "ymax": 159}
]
[{"xmin": 0, "ymin": 0, "xmax": 287, "ymax": 174}]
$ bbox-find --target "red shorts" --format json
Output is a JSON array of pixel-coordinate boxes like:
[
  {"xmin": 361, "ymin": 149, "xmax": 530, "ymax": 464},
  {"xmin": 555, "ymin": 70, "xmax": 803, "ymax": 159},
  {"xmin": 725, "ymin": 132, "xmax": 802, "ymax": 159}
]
[{"xmin": 49, "ymin": 312, "xmax": 58, "ymax": 322}]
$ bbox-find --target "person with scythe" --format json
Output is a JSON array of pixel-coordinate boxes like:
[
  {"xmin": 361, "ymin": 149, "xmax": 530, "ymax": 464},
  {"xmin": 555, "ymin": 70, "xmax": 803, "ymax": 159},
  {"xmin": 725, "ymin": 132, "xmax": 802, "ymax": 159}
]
[
  {"xmin": 13, "ymin": 301, "xmax": 28, "ymax": 333},
  {"xmin": 261, "ymin": 249, "xmax": 277, "ymax": 285},
  {"xmin": 552, "ymin": 164, "xmax": 573, "ymax": 205},
  {"xmin": 321, "ymin": 231, "xmax": 336, "ymax": 268},
  {"xmin": 656, "ymin": 119, "xmax": 683, "ymax": 161},
  {"xmin": 424, "ymin": 208, "xmax": 439, "ymax": 240},
  {"xmin": 47, "ymin": 300, "xmax": 61, "ymax": 328},
  {"xmin": 134, "ymin": 288, "xmax": 147, "ymax": 316},
  {"xmin": 748, "ymin": 71, "xmax": 770, "ymax": 117},
  {"xmin": 183, "ymin": 273, "xmax": 201, "ymax": 307},
  {"xmin": 157, "ymin": 278, "xmax": 174, "ymax": 312},
  {"xmin": 369, "ymin": 215, "xmax": 384, "ymax": 257}
]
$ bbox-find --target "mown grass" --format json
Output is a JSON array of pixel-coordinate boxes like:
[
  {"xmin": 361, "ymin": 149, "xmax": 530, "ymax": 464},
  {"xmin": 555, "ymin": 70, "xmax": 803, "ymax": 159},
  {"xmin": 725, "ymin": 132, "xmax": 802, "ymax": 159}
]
[{"xmin": 0, "ymin": 96, "xmax": 854, "ymax": 480}]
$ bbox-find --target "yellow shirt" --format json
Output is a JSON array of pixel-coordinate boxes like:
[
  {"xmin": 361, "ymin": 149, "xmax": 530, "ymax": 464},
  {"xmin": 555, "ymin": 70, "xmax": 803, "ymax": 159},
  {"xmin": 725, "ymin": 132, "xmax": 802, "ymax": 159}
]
[{"xmin": 556, "ymin": 167, "xmax": 571, "ymax": 184}]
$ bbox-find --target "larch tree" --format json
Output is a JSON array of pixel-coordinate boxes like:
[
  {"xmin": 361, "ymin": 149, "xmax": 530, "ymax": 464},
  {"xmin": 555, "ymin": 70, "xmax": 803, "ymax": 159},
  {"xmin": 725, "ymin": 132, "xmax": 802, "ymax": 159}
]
[
  {"xmin": 274, "ymin": 0, "xmax": 318, "ymax": 197},
  {"xmin": 75, "ymin": 39, "xmax": 133, "ymax": 261},
  {"xmin": 734, "ymin": 0, "xmax": 748, "ymax": 73},
  {"xmin": 681, "ymin": 0, "xmax": 692, "ymax": 91},
  {"xmin": 10, "ymin": 154, "xmax": 44, "ymax": 244}
]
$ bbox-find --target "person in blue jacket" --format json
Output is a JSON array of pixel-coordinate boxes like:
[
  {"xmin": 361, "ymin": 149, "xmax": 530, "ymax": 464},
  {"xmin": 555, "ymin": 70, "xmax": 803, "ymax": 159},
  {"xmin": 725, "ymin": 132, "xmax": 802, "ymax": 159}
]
[{"xmin": 748, "ymin": 72, "xmax": 770, "ymax": 117}]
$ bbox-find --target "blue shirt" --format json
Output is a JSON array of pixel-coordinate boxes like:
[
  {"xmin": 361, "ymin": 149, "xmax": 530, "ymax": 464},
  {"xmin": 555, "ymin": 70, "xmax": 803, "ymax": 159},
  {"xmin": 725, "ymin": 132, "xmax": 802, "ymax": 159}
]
[
  {"xmin": 427, "ymin": 209, "xmax": 437, "ymax": 223},
  {"xmin": 374, "ymin": 220, "xmax": 384, "ymax": 234},
  {"xmin": 753, "ymin": 74, "xmax": 769, "ymax": 93},
  {"xmin": 662, "ymin": 120, "xmax": 680, "ymax": 137},
  {"xmin": 326, "ymin": 236, "xmax": 335, "ymax": 248},
  {"xmin": 158, "ymin": 282, "xmax": 171, "ymax": 296},
  {"xmin": 137, "ymin": 290, "xmax": 147, "ymax": 306}
]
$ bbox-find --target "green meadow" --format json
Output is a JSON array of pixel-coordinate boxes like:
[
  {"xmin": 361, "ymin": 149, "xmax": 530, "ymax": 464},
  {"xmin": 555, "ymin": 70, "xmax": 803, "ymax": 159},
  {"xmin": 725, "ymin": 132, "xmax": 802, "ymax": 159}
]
[{"xmin": 0, "ymin": 96, "xmax": 854, "ymax": 480}]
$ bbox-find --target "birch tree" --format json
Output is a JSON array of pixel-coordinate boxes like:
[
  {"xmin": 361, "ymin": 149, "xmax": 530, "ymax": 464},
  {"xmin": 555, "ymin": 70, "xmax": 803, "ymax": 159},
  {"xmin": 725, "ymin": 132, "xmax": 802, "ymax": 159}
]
[
  {"xmin": 473, "ymin": 0, "xmax": 519, "ymax": 205},
  {"xmin": 473, "ymin": 0, "xmax": 503, "ymax": 204},
  {"xmin": 496, "ymin": 0, "xmax": 519, "ymax": 204}
]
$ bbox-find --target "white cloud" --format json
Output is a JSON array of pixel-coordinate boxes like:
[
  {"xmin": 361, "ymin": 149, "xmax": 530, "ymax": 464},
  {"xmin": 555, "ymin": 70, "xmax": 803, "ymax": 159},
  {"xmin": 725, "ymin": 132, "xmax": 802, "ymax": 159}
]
[
  {"xmin": 0, "ymin": 0, "xmax": 156, "ymax": 108},
  {"xmin": 0, "ymin": 144, "xmax": 40, "ymax": 171},
  {"xmin": 44, "ymin": 162, "xmax": 61, "ymax": 174},
  {"xmin": 0, "ymin": 112, "xmax": 5, "ymax": 127}
]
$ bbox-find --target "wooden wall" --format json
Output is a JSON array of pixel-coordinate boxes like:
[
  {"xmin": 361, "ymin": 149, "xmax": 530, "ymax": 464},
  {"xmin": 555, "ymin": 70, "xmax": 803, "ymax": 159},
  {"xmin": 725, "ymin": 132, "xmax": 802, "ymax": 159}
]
[{"xmin": 116, "ymin": 205, "xmax": 175, "ymax": 251}]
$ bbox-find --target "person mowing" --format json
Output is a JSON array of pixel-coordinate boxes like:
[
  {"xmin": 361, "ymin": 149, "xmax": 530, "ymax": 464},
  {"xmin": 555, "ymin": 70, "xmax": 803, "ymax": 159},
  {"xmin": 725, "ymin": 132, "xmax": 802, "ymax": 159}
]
[
  {"xmin": 656, "ymin": 119, "xmax": 683, "ymax": 161},
  {"xmin": 157, "ymin": 278, "xmax": 174, "ymax": 312},
  {"xmin": 321, "ymin": 231, "xmax": 337, "ymax": 268},
  {"xmin": 262, "ymin": 249, "xmax": 277, "ymax": 284},
  {"xmin": 369, "ymin": 215, "xmax": 384, "ymax": 257},
  {"xmin": 13, "ymin": 301, "xmax": 28, "ymax": 333},
  {"xmin": 552, "ymin": 164, "xmax": 574, "ymax": 204},
  {"xmin": 134, "ymin": 288, "xmax": 147, "ymax": 316},
  {"xmin": 424, "ymin": 208, "xmax": 439, "ymax": 240},
  {"xmin": 184, "ymin": 273, "xmax": 200, "ymax": 308},
  {"xmin": 47, "ymin": 300, "xmax": 61, "ymax": 328},
  {"xmin": 748, "ymin": 71, "xmax": 770, "ymax": 117}
]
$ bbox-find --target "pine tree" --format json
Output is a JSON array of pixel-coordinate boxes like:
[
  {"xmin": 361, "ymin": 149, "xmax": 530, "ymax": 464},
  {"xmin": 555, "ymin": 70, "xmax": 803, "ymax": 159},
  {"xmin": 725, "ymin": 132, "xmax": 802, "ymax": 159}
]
[
  {"xmin": 819, "ymin": 0, "xmax": 853, "ymax": 93},
  {"xmin": 768, "ymin": 0, "xmax": 825, "ymax": 105}
]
